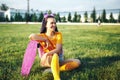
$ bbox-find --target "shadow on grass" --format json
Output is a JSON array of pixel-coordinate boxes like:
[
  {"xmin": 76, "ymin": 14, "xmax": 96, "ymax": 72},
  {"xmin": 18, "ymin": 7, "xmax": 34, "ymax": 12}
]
[
  {"xmin": 80, "ymin": 55, "xmax": 120, "ymax": 70},
  {"xmin": 29, "ymin": 55, "xmax": 120, "ymax": 80},
  {"xmin": 59, "ymin": 55, "xmax": 120, "ymax": 80},
  {"xmin": 0, "ymin": 57, "xmax": 22, "ymax": 80}
]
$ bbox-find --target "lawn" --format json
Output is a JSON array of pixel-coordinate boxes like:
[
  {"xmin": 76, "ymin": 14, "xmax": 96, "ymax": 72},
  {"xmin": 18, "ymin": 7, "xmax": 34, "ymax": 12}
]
[{"xmin": 0, "ymin": 24, "xmax": 120, "ymax": 80}]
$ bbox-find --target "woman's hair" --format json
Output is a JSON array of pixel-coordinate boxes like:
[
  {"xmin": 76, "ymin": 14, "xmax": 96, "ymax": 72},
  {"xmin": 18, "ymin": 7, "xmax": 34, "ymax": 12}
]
[{"xmin": 40, "ymin": 14, "xmax": 58, "ymax": 33}]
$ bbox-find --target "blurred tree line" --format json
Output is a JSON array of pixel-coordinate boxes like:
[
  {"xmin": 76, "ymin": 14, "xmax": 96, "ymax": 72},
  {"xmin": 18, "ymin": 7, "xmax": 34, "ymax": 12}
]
[{"xmin": 0, "ymin": 4, "xmax": 120, "ymax": 23}]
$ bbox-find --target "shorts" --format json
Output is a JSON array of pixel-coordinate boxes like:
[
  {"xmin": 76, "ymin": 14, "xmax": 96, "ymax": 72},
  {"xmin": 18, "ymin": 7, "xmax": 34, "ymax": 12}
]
[{"xmin": 59, "ymin": 53, "xmax": 64, "ymax": 63}]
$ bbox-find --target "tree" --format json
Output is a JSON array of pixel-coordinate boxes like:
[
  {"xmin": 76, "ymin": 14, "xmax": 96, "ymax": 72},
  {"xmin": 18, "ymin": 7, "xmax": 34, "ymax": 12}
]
[
  {"xmin": 109, "ymin": 12, "xmax": 115, "ymax": 23},
  {"xmin": 5, "ymin": 15, "xmax": 9, "ymax": 22},
  {"xmin": 55, "ymin": 13, "xmax": 61, "ymax": 22},
  {"xmin": 38, "ymin": 12, "xmax": 44, "ymax": 22},
  {"xmin": 0, "ymin": 16, "xmax": 5, "ymax": 22},
  {"xmin": 73, "ymin": 12, "xmax": 77, "ymax": 22},
  {"xmin": 77, "ymin": 14, "xmax": 81, "ymax": 22},
  {"xmin": 10, "ymin": 16, "xmax": 14, "ymax": 22},
  {"xmin": 31, "ymin": 13, "xmax": 37, "ymax": 22},
  {"xmin": 24, "ymin": 13, "xmax": 28, "ymax": 22},
  {"xmin": 0, "ymin": 4, "xmax": 9, "ymax": 11},
  {"xmin": 118, "ymin": 12, "xmax": 120, "ymax": 23},
  {"xmin": 14, "ymin": 13, "xmax": 18, "ymax": 21},
  {"xmin": 18, "ymin": 12, "xmax": 23, "ymax": 21},
  {"xmin": 91, "ymin": 7, "xmax": 96, "ymax": 22},
  {"xmin": 84, "ymin": 11, "xmax": 88, "ymax": 22},
  {"xmin": 98, "ymin": 15, "xmax": 101, "ymax": 20},
  {"xmin": 47, "ymin": 10, "xmax": 52, "ymax": 14},
  {"xmin": 24, "ymin": 12, "xmax": 30, "ymax": 22},
  {"xmin": 61, "ymin": 16, "xmax": 66, "ymax": 22},
  {"xmin": 14, "ymin": 12, "xmax": 23, "ymax": 21},
  {"xmin": 97, "ymin": 15, "xmax": 101, "ymax": 22},
  {"xmin": 68, "ymin": 12, "xmax": 72, "ymax": 22},
  {"xmin": 29, "ymin": 14, "xmax": 33, "ymax": 22},
  {"xmin": 58, "ymin": 13, "xmax": 61, "ymax": 22},
  {"xmin": 101, "ymin": 9, "xmax": 107, "ymax": 22}
]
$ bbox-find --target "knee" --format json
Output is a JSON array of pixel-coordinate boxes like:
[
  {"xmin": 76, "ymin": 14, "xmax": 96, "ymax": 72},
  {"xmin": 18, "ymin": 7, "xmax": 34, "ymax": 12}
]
[
  {"xmin": 53, "ymin": 53, "xmax": 59, "ymax": 57},
  {"xmin": 74, "ymin": 59, "xmax": 81, "ymax": 67}
]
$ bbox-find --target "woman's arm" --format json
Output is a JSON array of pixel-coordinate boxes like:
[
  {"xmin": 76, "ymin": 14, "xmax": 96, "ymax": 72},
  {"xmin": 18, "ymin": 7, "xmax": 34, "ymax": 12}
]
[
  {"xmin": 29, "ymin": 33, "xmax": 47, "ymax": 41},
  {"xmin": 47, "ymin": 43, "xmax": 62, "ymax": 55},
  {"xmin": 29, "ymin": 33, "xmax": 50, "ymax": 48}
]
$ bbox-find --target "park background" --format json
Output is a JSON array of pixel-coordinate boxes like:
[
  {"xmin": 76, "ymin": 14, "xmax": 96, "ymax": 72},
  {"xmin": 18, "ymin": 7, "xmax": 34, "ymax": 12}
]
[{"xmin": 0, "ymin": 0, "xmax": 120, "ymax": 23}]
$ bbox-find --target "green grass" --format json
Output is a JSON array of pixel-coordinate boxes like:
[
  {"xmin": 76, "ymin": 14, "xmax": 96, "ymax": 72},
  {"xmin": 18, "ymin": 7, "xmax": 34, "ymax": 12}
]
[{"xmin": 0, "ymin": 24, "xmax": 120, "ymax": 80}]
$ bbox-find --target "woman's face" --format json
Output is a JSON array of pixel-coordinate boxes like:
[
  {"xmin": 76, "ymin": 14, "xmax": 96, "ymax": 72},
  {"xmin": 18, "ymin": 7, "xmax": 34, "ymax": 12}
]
[{"xmin": 46, "ymin": 18, "xmax": 56, "ymax": 32}]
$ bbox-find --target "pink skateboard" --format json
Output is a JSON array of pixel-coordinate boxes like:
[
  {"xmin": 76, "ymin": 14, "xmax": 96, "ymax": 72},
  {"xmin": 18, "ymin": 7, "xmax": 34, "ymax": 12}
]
[{"xmin": 21, "ymin": 40, "xmax": 37, "ymax": 76}]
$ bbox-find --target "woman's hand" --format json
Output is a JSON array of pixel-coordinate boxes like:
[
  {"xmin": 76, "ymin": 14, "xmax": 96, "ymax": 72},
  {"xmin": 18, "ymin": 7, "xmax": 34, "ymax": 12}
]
[
  {"xmin": 44, "ymin": 39, "xmax": 49, "ymax": 49},
  {"xmin": 29, "ymin": 33, "xmax": 35, "ymax": 40},
  {"xmin": 46, "ymin": 52, "xmax": 53, "ymax": 56}
]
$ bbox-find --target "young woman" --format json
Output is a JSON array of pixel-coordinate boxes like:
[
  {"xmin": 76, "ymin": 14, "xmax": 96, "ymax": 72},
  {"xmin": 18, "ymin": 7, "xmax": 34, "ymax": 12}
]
[{"xmin": 29, "ymin": 14, "xmax": 81, "ymax": 80}]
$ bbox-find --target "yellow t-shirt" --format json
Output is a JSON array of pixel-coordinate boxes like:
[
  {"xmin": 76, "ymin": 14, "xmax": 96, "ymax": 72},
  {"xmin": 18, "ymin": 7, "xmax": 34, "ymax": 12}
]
[{"xmin": 38, "ymin": 32, "xmax": 62, "ymax": 53}]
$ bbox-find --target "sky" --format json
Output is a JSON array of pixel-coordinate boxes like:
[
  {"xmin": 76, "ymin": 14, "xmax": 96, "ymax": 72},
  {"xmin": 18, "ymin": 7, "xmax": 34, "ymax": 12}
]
[{"xmin": 0, "ymin": 0, "xmax": 120, "ymax": 12}]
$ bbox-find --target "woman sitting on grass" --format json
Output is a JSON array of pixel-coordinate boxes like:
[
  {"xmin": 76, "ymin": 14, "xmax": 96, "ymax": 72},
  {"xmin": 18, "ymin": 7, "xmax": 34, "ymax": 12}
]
[{"xmin": 29, "ymin": 13, "xmax": 81, "ymax": 80}]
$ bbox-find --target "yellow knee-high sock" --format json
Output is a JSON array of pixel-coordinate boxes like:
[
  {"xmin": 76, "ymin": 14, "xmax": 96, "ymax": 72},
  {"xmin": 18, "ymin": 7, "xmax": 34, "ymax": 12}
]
[
  {"xmin": 51, "ymin": 54, "xmax": 60, "ymax": 80},
  {"xmin": 60, "ymin": 61, "xmax": 79, "ymax": 71}
]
